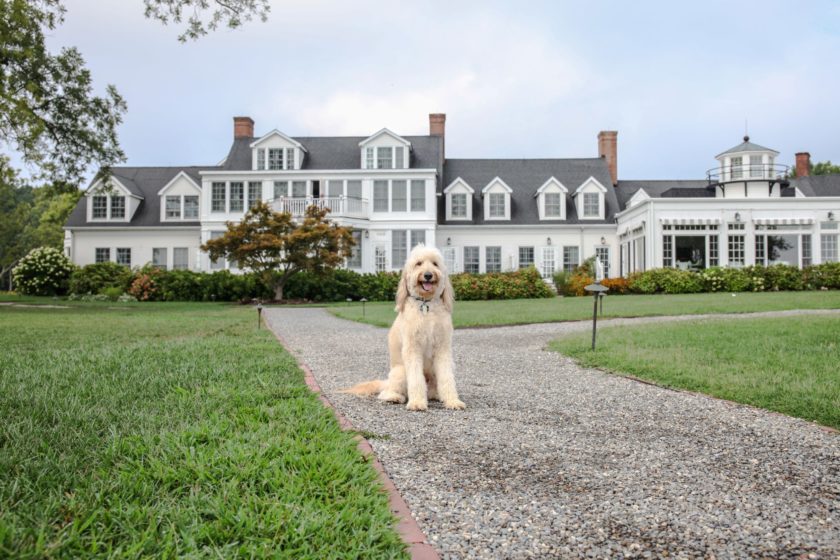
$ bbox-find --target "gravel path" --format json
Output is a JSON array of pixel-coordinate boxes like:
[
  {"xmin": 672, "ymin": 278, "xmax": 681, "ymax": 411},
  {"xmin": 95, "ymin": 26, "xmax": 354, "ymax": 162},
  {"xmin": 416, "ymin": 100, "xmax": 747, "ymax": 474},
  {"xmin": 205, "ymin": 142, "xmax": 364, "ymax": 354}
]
[{"xmin": 264, "ymin": 308, "xmax": 840, "ymax": 559}]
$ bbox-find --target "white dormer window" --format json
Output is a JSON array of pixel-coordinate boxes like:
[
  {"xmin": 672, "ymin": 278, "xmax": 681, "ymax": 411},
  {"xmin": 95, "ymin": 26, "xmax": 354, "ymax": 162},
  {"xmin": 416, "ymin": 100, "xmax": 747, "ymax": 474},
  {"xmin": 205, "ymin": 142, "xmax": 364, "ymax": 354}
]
[
  {"xmin": 535, "ymin": 177, "xmax": 568, "ymax": 220},
  {"xmin": 92, "ymin": 196, "xmax": 108, "ymax": 218},
  {"xmin": 481, "ymin": 177, "xmax": 513, "ymax": 221},
  {"xmin": 359, "ymin": 128, "xmax": 411, "ymax": 169},
  {"xmin": 87, "ymin": 177, "xmax": 137, "ymax": 222},
  {"xmin": 159, "ymin": 171, "xmax": 202, "ymax": 221},
  {"xmin": 92, "ymin": 194, "xmax": 125, "ymax": 219},
  {"xmin": 573, "ymin": 176, "xmax": 607, "ymax": 220},
  {"xmin": 444, "ymin": 177, "xmax": 474, "ymax": 221},
  {"xmin": 250, "ymin": 130, "xmax": 305, "ymax": 171}
]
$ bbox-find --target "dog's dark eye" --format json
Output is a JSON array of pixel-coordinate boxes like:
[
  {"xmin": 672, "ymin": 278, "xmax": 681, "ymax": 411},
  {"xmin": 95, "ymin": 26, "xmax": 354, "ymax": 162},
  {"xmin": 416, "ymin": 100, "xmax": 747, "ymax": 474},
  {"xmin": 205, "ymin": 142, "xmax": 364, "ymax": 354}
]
[
  {"xmin": 416, "ymin": 261, "xmax": 422, "ymax": 266},
  {"xmin": 433, "ymin": 262, "xmax": 438, "ymax": 267}
]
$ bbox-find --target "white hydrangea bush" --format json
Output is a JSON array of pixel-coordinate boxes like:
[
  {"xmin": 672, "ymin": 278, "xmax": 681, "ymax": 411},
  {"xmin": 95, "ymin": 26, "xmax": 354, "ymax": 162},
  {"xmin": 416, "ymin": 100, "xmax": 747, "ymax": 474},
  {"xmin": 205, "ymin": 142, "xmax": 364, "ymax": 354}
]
[{"xmin": 12, "ymin": 247, "xmax": 76, "ymax": 296}]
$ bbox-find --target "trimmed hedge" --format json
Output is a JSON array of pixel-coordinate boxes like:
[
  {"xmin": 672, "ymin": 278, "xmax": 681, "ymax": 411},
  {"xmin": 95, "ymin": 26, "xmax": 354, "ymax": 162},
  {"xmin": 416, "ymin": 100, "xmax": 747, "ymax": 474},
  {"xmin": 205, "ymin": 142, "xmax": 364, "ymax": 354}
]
[{"xmin": 450, "ymin": 267, "xmax": 554, "ymax": 300}]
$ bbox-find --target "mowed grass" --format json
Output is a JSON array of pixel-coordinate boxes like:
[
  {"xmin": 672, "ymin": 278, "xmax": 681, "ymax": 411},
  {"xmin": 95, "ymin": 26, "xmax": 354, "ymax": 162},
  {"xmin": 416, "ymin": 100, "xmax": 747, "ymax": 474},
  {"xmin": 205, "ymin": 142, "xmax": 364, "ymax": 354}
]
[
  {"xmin": 0, "ymin": 303, "xmax": 407, "ymax": 559},
  {"xmin": 330, "ymin": 291, "xmax": 840, "ymax": 328},
  {"xmin": 550, "ymin": 316, "xmax": 840, "ymax": 429}
]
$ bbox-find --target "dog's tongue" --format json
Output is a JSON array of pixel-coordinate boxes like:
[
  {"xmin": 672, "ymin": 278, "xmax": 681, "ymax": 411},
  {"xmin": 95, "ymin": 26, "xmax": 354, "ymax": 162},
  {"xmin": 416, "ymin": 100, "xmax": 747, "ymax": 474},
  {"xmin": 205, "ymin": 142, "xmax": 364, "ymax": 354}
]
[{"xmin": 422, "ymin": 282, "xmax": 433, "ymax": 292}]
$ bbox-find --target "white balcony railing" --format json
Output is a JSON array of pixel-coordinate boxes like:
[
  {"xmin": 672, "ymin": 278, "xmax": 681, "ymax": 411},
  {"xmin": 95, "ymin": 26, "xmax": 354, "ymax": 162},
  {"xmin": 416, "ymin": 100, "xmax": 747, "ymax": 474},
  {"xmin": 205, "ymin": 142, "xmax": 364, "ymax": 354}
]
[{"xmin": 269, "ymin": 196, "xmax": 368, "ymax": 219}]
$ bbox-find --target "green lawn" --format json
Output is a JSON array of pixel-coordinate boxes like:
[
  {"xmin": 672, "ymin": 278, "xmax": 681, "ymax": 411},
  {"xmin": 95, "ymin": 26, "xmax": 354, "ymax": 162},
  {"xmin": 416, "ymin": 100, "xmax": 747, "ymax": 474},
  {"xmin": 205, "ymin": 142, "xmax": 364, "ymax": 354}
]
[
  {"xmin": 550, "ymin": 316, "xmax": 840, "ymax": 430},
  {"xmin": 330, "ymin": 291, "xmax": 840, "ymax": 328},
  {"xmin": 0, "ymin": 302, "xmax": 407, "ymax": 559}
]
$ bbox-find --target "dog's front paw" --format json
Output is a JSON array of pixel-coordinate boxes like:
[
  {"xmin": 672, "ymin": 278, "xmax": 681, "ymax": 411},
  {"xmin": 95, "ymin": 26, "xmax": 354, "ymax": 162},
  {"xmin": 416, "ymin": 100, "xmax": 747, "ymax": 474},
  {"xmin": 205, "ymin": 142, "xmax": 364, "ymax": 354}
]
[
  {"xmin": 443, "ymin": 399, "xmax": 466, "ymax": 410},
  {"xmin": 405, "ymin": 399, "xmax": 428, "ymax": 411},
  {"xmin": 378, "ymin": 390, "xmax": 406, "ymax": 404}
]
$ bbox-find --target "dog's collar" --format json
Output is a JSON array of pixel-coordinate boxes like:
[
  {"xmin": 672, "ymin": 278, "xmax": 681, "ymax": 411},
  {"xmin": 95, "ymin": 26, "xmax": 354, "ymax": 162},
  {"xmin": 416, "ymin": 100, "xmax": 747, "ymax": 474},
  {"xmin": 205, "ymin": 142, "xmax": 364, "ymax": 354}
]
[{"xmin": 411, "ymin": 295, "xmax": 432, "ymax": 313}]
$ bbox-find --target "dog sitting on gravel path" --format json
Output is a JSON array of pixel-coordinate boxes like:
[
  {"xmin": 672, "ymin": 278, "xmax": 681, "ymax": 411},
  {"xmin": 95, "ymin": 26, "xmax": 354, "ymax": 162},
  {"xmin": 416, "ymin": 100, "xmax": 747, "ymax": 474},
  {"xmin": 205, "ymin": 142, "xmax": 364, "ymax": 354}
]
[{"xmin": 342, "ymin": 244, "xmax": 466, "ymax": 411}]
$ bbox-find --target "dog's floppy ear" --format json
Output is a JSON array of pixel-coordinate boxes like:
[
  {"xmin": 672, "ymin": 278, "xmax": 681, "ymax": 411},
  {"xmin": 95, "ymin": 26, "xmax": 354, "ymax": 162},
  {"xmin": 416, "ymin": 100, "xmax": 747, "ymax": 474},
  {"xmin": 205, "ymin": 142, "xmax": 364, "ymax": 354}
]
[
  {"xmin": 395, "ymin": 268, "xmax": 409, "ymax": 312},
  {"xmin": 441, "ymin": 270, "xmax": 455, "ymax": 312}
]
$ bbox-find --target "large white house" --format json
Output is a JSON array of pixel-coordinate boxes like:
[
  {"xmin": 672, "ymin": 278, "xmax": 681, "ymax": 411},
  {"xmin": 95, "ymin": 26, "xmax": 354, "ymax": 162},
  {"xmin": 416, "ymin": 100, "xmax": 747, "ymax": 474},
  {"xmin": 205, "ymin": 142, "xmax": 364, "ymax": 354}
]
[{"xmin": 65, "ymin": 114, "xmax": 840, "ymax": 277}]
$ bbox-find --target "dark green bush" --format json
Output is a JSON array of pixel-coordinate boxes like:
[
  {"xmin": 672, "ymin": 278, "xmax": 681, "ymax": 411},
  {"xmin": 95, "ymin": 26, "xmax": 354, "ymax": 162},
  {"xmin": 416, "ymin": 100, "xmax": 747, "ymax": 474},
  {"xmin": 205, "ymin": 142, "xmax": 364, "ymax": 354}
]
[
  {"xmin": 155, "ymin": 270, "xmax": 205, "ymax": 301},
  {"xmin": 100, "ymin": 286, "xmax": 123, "ymax": 301},
  {"xmin": 804, "ymin": 262, "xmax": 840, "ymax": 289},
  {"xmin": 69, "ymin": 262, "xmax": 133, "ymax": 295},
  {"xmin": 449, "ymin": 267, "xmax": 554, "ymax": 300},
  {"xmin": 629, "ymin": 268, "xmax": 703, "ymax": 294},
  {"xmin": 763, "ymin": 264, "xmax": 805, "ymax": 291}
]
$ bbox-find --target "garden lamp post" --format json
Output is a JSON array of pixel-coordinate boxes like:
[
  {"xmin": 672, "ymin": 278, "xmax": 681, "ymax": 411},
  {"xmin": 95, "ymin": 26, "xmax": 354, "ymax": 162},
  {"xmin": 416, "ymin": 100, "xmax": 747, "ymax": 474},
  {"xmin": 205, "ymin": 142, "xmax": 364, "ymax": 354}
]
[
  {"xmin": 256, "ymin": 302, "xmax": 263, "ymax": 329},
  {"xmin": 583, "ymin": 258, "xmax": 609, "ymax": 350},
  {"xmin": 360, "ymin": 297, "xmax": 367, "ymax": 317}
]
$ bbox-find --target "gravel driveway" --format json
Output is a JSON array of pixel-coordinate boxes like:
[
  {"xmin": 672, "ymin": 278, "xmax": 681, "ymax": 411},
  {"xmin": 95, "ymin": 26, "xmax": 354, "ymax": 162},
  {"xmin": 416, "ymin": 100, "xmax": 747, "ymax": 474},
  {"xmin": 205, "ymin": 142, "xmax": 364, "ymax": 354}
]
[{"xmin": 264, "ymin": 308, "xmax": 840, "ymax": 559}]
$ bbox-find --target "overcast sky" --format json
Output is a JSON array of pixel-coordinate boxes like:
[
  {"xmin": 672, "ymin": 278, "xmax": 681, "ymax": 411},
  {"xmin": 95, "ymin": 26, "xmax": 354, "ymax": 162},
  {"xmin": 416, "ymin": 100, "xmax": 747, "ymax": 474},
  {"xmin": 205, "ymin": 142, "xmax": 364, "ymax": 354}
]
[{"xmin": 49, "ymin": 0, "xmax": 840, "ymax": 182}]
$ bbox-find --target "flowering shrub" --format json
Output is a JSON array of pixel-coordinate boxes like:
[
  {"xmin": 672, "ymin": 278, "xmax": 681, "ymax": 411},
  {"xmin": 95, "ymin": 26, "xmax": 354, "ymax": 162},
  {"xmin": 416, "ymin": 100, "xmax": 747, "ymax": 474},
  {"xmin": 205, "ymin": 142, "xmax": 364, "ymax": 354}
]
[
  {"xmin": 12, "ymin": 247, "xmax": 75, "ymax": 296},
  {"xmin": 128, "ymin": 266, "xmax": 162, "ymax": 301},
  {"xmin": 564, "ymin": 271, "xmax": 594, "ymax": 296},
  {"xmin": 804, "ymin": 262, "xmax": 840, "ymax": 289},
  {"xmin": 600, "ymin": 277, "xmax": 630, "ymax": 294},
  {"xmin": 450, "ymin": 267, "xmax": 554, "ymax": 300}
]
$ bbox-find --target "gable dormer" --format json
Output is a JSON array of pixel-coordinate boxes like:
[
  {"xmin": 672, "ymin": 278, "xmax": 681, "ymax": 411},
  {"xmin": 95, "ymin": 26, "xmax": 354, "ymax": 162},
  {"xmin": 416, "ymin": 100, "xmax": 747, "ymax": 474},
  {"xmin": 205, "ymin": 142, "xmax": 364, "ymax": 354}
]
[
  {"xmin": 444, "ymin": 177, "xmax": 474, "ymax": 221},
  {"xmin": 481, "ymin": 177, "xmax": 513, "ymax": 221},
  {"xmin": 627, "ymin": 188, "xmax": 650, "ymax": 208},
  {"xmin": 535, "ymin": 177, "xmax": 568, "ymax": 220},
  {"xmin": 359, "ymin": 128, "xmax": 411, "ymax": 169},
  {"xmin": 86, "ymin": 176, "xmax": 142, "ymax": 223},
  {"xmin": 158, "ymin": 171, "xmax": 201, "ymax": 222},
  {"xmin": 572, "ymin": 176, "xmax": 607, "ymax": 220},
  {"xmin": 251, "ymin": 130, "xmax": 306, "ymax": 171}
]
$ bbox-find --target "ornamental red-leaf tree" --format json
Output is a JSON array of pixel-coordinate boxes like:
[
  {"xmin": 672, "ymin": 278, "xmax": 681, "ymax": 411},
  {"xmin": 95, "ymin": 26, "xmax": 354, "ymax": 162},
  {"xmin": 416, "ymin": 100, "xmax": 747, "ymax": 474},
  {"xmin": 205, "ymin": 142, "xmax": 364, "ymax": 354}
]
[{"xmin": 201, "ymin": 202, "xmax": 354, "ymax": 301}]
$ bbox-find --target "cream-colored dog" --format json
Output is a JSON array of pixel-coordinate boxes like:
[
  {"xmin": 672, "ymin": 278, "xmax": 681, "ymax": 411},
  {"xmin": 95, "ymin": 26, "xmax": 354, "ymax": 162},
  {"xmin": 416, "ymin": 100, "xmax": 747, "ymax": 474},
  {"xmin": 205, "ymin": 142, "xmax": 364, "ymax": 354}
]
[{"xmin": 344, "ymin": 244, "xmax": 465, "ymax": 411}]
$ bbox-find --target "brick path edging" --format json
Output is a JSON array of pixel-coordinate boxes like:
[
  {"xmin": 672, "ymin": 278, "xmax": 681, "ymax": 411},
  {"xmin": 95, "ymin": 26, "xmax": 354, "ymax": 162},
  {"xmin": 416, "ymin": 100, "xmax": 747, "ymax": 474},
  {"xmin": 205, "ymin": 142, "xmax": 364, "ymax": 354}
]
[{"xmin": 269, "ymin": 328, "xmax": 440, "ymax": 560}]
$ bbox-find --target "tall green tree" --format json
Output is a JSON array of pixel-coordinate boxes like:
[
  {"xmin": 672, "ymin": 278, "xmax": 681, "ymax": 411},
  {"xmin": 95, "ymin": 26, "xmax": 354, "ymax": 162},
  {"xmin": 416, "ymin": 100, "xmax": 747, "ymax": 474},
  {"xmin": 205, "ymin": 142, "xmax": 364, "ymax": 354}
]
[
  {"xmin": 790, "ymin": 160, "xmax": 840, "ymax": 178},
  {"xmin": 202, "ymin": 203, "xmax": 355, "ymax": 301},
  {"xmin": 143, "ymin": 0, "xmax": 270, "ymax": 42}
]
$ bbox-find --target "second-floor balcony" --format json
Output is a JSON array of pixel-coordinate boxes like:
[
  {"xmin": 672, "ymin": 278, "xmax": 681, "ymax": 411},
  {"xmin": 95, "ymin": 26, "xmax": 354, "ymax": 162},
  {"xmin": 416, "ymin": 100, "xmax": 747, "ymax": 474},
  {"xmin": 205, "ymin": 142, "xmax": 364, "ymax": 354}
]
[
  {"xmin": 269, "ymin": 196, "xmax": 369, "ymax": 219},
  {"xmin": 706, "ymin": 163, "xmax": 790, "ymax": 185}
]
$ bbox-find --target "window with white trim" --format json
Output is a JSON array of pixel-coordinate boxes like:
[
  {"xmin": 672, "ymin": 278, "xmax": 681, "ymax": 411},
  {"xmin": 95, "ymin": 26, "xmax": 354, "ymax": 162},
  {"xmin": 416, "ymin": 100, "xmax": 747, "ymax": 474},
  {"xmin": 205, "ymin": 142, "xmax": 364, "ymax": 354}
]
[
  {"xmin": 257, "ymin": 149, "xmax": 265, "ymax": 170},
  {"xmin": 373, "ymin": 181, "xmax": 389, "ymax": 212},
  {"xmin": 392, "ymin": 180, "xmax": 407, "ymax": 212},
  {"xmin": 443, "ymin": 247, "xmax": 456, "ymax": 272},
  {"xmin": 563, "ymin": 246, "xmax": 579, "ymax": 274},
  {"xmin": 519, "ymin": 246, "xmax": 534, "ymax": 269},
  {"xmin": 728, "ymin": 235, "xmax": 745, "ymax": 266},
  {"xmin": 541, "ymin": 247, "xmax": 556, "ymax": 278},
  {"xmin": 274, "ymin": 181, "xmax": 288, "ymax": 199},
  {"xmin": 110, "ymin": 196, "xmax": 125, "ymax": 219},
  {"xmin": 464, "ymin": 246, "xmax": 480, "ymax": 274},
  {"xmin": 749, "ymin": 155, "xmax": 763, "ymax": 178},
  {"xmin": 116, "ymin": 248, "xmax": 131, "ymax": 267},
  {"xmin": 173, "ymin": 247, "xmax": 189, "ymax": 270},
  {"xmin": 285, "ymin": 148, "xmax": 295, "ymax": 170},
  {"xmin": 229, "ymin": 182, "xmax": 244, "ymax": 212},
  {"xmin": 544, "ymin": 192, "xmax": 562, "ymax": 217},
  {"xmin": 364, "ymin": 146, "xmax": 406, "ymax": 169},
  {"xmin": 802, "ymin": 234, "xmax": 812, "ymax": 267},
  {"xmin": 209, "ymin": 232, "xmax": 225, "ymax": 270},
  {"xmin": 348, "ymin": 230, "xmax": 362, "ymax": 268},
  {"xmin": 488, "ymin": 193, "xmax": 505, "ymax": 217},
  {"xmin": 365, "ymin": 147, "xmax": 375, "ymax": 170},
  {"xmin": 595, "ymin": 246, "xmax": 610, "ymax": 278},
  {"xmin": 821, "ymin": 234, "xmax": 838, "ymax": 263},
  {"xmin": 663, "ymin": 235, "xmax": 673, "ymax": 267},
  {"xmin": 268, "ymin": 148, "xmax": 282, "ymax": 170},
  {"xmin": 184, "ymin": 196, "xmax": 199, "ymax": 219},
  {"xmin": 347, "ymin": 180, "xmax": 362, "ymax": 199},
  {"xmin": 327, "ymin": 180, "xmax": 343, "ymax": 198},
  {"xmin": 291, "ymin": 181, "xmax": 306, "ymax": 198},
  {"xmin": 410, "ymin": 230, "xmax": 425, "ymax": 250},
  {"xmin": 375, "ymin": 245, "xmax": 387, "ymax": 272},
  {"xmin": 392, "ymin": 230, "xmax": 407, "ymax": 267},
  {"xmin": 377, "ymin": 147, "xmax": 393, "ymax": 169},
  {"xmin": 152, "ymin": 248, "xmax": 167, "ymax": 270},
  {"xmin": 211, "ymin": 182, "xmax": 226, "ymax": 212},
  {"xmin": 166, "ymin": 196, "xmax": 181, "ymax": 218},
  {"xmin": 92, "ymin": 196, "xmax": 108, "ymax": 218},
  {"xmin": 486, "ymin": 247, "xmax": 501, "ymax": 273},
  {"xmin": 451, "ymin": 193, "xmax": 467, "ymax": 217},
  {"xmin": 583, "ymin": 193, "xmax": 599, "ymax": 217},
  {"xmin": 247, "ymin": 181, "xmax": 261, "ymax": 209},
  {"xmin": 410, "ymin": 180, "xmax": 425, "ymax": 211},
  {"xmin": 95, "ymin": 247, "xmax": 110, "ymax": 263},
  {"xmin": 731, "ymin": 156, "xmax": 743, "ymax": 179}
]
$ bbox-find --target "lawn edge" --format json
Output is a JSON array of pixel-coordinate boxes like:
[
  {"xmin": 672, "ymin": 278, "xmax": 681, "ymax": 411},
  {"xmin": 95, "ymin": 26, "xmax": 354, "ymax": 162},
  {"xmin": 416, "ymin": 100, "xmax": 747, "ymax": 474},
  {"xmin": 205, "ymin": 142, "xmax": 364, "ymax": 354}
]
[{"xmin": 268, "ymin": 327, "xmax": 440, "ymax": 560}]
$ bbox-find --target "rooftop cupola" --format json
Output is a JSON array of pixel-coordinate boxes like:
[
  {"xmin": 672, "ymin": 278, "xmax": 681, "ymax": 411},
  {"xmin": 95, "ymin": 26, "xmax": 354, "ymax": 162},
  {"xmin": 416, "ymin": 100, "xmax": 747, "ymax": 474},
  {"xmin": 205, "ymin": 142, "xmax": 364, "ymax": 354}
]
[{"xmin": 707, "ymin": 136, "xmax": 789, "ymax": 198}]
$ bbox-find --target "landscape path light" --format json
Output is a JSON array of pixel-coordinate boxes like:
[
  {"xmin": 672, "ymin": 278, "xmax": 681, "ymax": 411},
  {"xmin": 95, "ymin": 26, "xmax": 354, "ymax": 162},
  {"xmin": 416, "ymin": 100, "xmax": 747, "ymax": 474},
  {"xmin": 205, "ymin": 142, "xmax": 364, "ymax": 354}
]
[
  {"xmin": 256, "ymin": 302, "xmax": 263, "ymax": 329},
  {"xmin": 583, "ymin": 257, "xmax": 609, "ymax": 350},
  {"xmin": 360, "ymin": 297, "xmax": 367, "ymax": 317}
]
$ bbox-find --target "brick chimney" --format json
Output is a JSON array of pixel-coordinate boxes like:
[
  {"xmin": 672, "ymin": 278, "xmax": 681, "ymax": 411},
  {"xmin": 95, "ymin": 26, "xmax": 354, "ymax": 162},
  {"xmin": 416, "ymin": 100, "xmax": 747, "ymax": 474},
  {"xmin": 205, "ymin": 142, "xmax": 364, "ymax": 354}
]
[
  {"xmin": 598, "ymin": 131, "xmax": 618, "ymax": 185},
  {"xmin": 795, "ymin": 152, "xmax": 811, "ymax": 177},
  {"xmin": 429, "ymin": 113, "xmax": 446, "ymax": 158},
  {"xmin": 234, "ymin": 116, "xmax": 254, "ymax": 139}
]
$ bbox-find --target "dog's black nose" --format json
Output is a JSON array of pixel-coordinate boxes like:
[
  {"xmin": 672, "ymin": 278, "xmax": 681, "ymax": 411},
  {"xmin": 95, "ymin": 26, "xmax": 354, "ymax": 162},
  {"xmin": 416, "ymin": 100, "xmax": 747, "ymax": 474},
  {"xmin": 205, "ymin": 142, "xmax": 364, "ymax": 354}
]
[{"xmin": 423, "ymin": 272, "xmax": 433, "ymax": 281}]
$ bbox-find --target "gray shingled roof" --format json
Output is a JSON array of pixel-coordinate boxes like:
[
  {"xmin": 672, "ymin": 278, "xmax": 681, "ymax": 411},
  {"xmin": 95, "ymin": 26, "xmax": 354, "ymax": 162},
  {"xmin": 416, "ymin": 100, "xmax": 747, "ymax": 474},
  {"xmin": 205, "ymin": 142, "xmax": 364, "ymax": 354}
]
[
  {"xmin": 439, "ymin": 158, "xmax": 618, "ymax": 225},
  {"xmin": 614, "ymin": 180, "xmax": 710, "ymax": 209},
  {"xmin": 716, "ymin": 136, "xmax": 778, "ymax": 157},
  {"xmin": 66, "ymin": 167, "xmax": 210, "ymax": 228},
  {"xmin": 791, "ymin": 175, "xmax": 840, "ymax": 197}
]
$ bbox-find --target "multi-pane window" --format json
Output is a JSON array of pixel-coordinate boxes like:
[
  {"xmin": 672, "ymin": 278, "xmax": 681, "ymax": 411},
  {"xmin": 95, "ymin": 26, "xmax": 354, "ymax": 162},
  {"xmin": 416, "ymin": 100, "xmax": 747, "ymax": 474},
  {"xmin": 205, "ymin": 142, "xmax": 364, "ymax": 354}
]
[
  {"xmin": 563, "ymin": 246, "xmax": 579, "ymax": 274},
  {"xmin": 488, "ymin": 193, "xmax": 506, "ymax": 217},
  {"xmin": 377, "ymin": 147, "xmax": 393, "ymax": 169},
  {"xmin": 750, "ymin": 155, "xmax": 763, "ymax": 178},
  {"xmin": 291, "ymin": 181, "xmax": 306, "ymax": 198},
  {"xmin": 728, "ymin": 223, "xmax": 745, "ymax": 231},
  {"xmin": 755, "ymin": 235, "xmax": 766, "ymax": 265},
  {"xmin": 451, "ymin": 193, "xmax": 467, "ymax": 217},
  {"xmin": 110, "ymin": 196, "xmax": 125, "ymax": 218},
  {"xmin": 541, "ymin": 247, "xmax": 556, "ymax": 278},
  {"xmin": 464, "ymin": 246, "xmax": 480, "ymax": 274},
  {"xmin": 410, "ymin": 230, "xmax": 425, "ymax": 249},
  {"xmin": 95, "ymin": 247, "xmax": 110, "ymax": 263},
  {"xmin": 268, "ymin": 148, "xmax": 283, "ymax": 170},
  {"xmin": 348, "ymin": 230, "xmax": 362, "ymax": 268},
  {"xmin": 544, "ymin": 192, "xmax": 562, "ymax": 217},
  {"xmin": 728, "ymin": 235, "xmax": 745, "ymax": 266},
  {"xmin": 392, "ymin": 230, "xmax": 407, "ymax": 268},
  {"xmin": 486, "ymin": 247, "xmax": 501, "ymax": 273},
  {"xmin": 327, "ymin": 180, "xmax": 343, "ymax": 197},
  {"xmin": 152, "ymin": 248, "xmax": 167, "ymax": 270},
  {"xmin": 209, "ymin": 232, "xmax": 225, "ymax": 270},
  {"xmin": 709, "ymin": 235, "xmax": 719, "ymax": 267},
  {"xmin": 373, "ymin": 181, "xmax": 389, "ymax": 212},
  {"xmin": 731, "ymin": 156, "xmax": 743, "ymax": 179},
  {"xmin": 821, "ymin": 234, "xmax": 838, "ymax": 263},
  {"xmin": 443, "ymin": 247, "xmax": 456, "ymax": 272},
  {"xmin": 285, "ymin": 148, "xmax": 295, "ymax": 170},
  {"xmin": 663, "ymin": 235, "xmax": 673, "ymax": 267},
  {"xmin": 595, "ymin": 246, "xmax": 610, "ymax": 278},
  {"xmin": 802, "ymin": 234, "xmax": 812, "ymax": 267},
  {"xmin": 229, "ymin": 182, "xmax": 244, "ymax": 212},
  {"xmin": 166, "ymin": 195, "xmax": 181, "ymax": 218},
  {"xmin": 375, "ymin": 246, "xmax": 387, "ymax": 272},
  {"xmin": 173, "ymin": 247, "xmax": 189, "ymax": 270},
  {"xmin": 395, "ymin": 146, "xmax": 405, "ymax": 169},
  {"xmin": 116, "ymin": 248, "xmax": 131, "ymax": 267},
  {"xmin": 247, "ymin": 181, "xmax": 262, "ymax": 209},
  {"xmin": 346, "ymin": 180, "xmax": 362, "ymax": 199},
  {"xmin": 583, "ymin": 193, "xmax": 599, "ymax": 217},
  {"xmin": 410, "ymin": 180, "xmax": 425, "ymax": 211},
  {"xmin": 365, "ymin": 147, "xmax": 375, "ymax": 169},
  {"xmin": 391, "ymin": 180, "xmax": 407, "ymax": 212},
  {"xmin": 211, "ymin": 182, "xmax": 226, "ymax": 212},
  {"xmin": 274, "ymin": 181, "xmax": 288, "ymax": 199},
  {"xmin": 257, "ymin": 149, "xmax": 265, "ymax": 170},
  {"xmin": 184, "ymin": 196, "xmax": 199, "ymax": 219},
  {"xmin": 519, "ymin": 246, "xmax": 534, "ymax": 269},
  {"xmin": 92, "ymin": 196, "xmax": 108, "ymax": 218}
]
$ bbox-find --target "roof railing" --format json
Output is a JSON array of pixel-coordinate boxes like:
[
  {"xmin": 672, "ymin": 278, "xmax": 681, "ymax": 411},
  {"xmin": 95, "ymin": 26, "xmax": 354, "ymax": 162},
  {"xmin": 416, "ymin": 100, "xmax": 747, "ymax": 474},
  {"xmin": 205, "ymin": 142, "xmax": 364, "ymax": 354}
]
[{"xmin": 706, "ymin": 163, "xmax": 790, "ymax": 185}]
